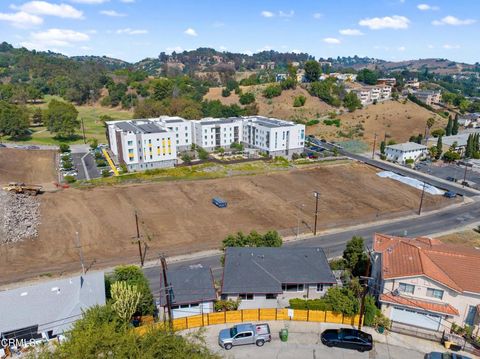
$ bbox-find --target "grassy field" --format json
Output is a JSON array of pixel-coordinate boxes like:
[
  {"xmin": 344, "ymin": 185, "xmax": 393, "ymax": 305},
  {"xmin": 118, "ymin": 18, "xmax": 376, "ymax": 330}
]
[
  {"xmin": 437, "ymin": 229, "xmax": 480, "ymax": 248},
  {"xmin": 8, "ymin": 95, "xmax": 132, "ymax": 145}
]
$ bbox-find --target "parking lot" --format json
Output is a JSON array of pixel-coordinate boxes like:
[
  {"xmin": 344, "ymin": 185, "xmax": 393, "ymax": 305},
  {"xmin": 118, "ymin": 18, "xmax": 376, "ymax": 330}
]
[
  {"xmin": 183, "ymin": 321, "xmax": 457, "ymax": 359},
  {"xmin": 71, "ymin": 152, "xmax": 101, "ymax": 180},
  {"xmin": 415, "ymin": 161, "xmax": 480, "ymax": 190}
]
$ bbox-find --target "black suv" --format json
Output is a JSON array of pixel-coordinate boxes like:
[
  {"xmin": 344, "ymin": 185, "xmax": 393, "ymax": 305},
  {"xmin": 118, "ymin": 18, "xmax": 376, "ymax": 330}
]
[{"xmin": 321, "ymin": 328, "xmax": 373, "ymax": 352}]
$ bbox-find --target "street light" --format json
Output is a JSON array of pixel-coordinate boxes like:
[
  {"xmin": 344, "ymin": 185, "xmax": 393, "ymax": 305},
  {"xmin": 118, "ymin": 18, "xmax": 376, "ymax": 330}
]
[
  {"xmin": 296, "ymin": 203, "xmax": 305, "ymax": 238},
  {"xmin": 313, "ymin": 191, "xmax": 320, "ymax": 235}
]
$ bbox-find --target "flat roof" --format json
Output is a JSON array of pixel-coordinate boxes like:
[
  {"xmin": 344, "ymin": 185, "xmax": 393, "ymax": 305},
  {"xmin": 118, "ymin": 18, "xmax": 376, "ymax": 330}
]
[
  {"xmin": 199, "ymin": 118, "xmax": 239, "ymax": 126},
  {"xmin": 245, "ymin": 116, "xmax": 295, "ymax": 128},
  {"xmin": 386, "ymin": 142, "xmax": 427, "ymax": 152},
  {"xmin": 114, "ymin": 120, "xmax": 166, "ymax": 134}
]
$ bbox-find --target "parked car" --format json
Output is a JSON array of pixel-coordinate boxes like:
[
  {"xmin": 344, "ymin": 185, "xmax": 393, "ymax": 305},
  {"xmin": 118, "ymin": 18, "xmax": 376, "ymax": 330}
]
[
  {"xmin": 444, "ymin": 191, "xmax": 457, "ymax": 198},
  {"xmin": 446, "ymin": 176, "xmax": 457, "ymax": 182},
  {"xmin": 0, "ymin": 144, "xmax": 6, "ymax": 148},
  {"xmin": 212, "ymin": 197, "xmax": 227, "ymax": 208},
  {"xmin": 26, "ymin": 145, "xmax": 40, "ymax": 150},
  {"xmin": 425, "ymin": 352, "xmax": 471, "ymax": 359},
  {"xmin": 461, "ymin": 181, "xmax": 471, "ymax": 187},
  {"xmin": 218, "ymin": 323, "xmax": 271, "ymax": 350},
  {"xmin": 320, "ymin": 328, "xmax": 373, "ymax": 352}
]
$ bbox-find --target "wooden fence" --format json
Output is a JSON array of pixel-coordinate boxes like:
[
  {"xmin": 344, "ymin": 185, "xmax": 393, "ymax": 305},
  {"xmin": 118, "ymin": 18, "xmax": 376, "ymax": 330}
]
[{"xmin": 135, "ymin": 309, "xmax": 361, "ymax": 334}]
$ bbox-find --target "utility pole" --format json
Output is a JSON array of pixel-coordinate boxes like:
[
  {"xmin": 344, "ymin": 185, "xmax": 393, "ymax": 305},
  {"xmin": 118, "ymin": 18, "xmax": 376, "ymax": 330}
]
[
  {"xmin": 463, "ymin": 162, "xmax": 469, "ymax": 187},
  {"xmin": 160, "ymin": 255, "xmax": 173, "ymax": 329},
  {"xmin": 81, "ymin": 118, "xmax": 86, "ymax": 144},
  {"xmin": 313, "ymin": 191, "xmax": 320, "ymax": 236},
  {"xmin": 74, "ymin": 231, "xmax": 85, "ymax": 275},
  {"xmin": 372, "ymin": 133, "xmax": 377, "ymax": 160},
  {"xmin": 418, "ymin": 181, "xmax": 427, "ymax": 215},
  {"xmin": 296, "ymin": 203, "xmax": 305, "ymax": 238},
  {"xmin": 134, "ymin": 210, "xmax": 144, "ymax": 266},
  {"xmin": 358, "ymin": 252, "xmax": 372, "ymax": 331}
]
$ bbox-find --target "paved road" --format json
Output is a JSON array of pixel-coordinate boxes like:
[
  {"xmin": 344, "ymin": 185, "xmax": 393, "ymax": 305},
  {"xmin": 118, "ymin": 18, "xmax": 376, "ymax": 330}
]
[{"xmin": 145, "ymin": 199, "xmax": 480, "ymax": 298}]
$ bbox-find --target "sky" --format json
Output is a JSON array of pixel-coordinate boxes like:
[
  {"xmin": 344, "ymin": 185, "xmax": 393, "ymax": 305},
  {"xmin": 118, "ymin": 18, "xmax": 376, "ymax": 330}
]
[{"xmin": 0, "ymin": 0, "xmax": 478, "ymax": 64}]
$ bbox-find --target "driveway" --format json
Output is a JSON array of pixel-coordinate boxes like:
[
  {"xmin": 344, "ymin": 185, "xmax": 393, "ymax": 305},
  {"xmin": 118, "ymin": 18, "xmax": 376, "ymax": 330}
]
[
  {"xmin": 416, "ymin": 161, "xmax": 480, "ymax": 190},
  {"xmin": 71, "ymin": 152, "xmax": 101, "ymax": 180},
  {"xmin": 182, "ymin": 321, "xmax": 467, "ymax": 359}
]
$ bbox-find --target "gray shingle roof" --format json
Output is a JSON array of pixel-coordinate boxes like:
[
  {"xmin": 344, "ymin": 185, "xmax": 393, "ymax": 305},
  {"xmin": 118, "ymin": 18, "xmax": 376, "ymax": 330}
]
[
  {"xmin": 159, "ymin": 267, "xmax": 216, "ymax": 306},
  {"xmin": 221, "ymin": 247, "xmax": 336, "ymax": 294},
  {"xmin": 0, "ymin": 272, "xmax": 105, "ymax": 336},
  {"xmin": 386, "ymin": 142, "xmax": 427, "ymax": 152}
]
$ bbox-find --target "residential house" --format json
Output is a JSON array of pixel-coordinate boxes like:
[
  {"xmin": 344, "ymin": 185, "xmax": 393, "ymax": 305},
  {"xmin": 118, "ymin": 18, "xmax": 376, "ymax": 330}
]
[
  {"xmin": 221, "ymin": 247, "xmax": 337, "ymax": 309},
  {"xmin": 351, "ymin": 85, "xmax": 392, "ymax": 105},
  {"xmin": 427, "ymin": 134, "xmax": 470, "ymax": 155},
  {"xmin": 459, "ymin": 113, "xmax": 480, "ymax": 128},
  {"xmin": 242, "ymin": 116, "xmax": 305, "ymax": 159},
  {"xmin": 0, "ymin": 272, "xmax": 105, "ymax": 341},
  {"xmin": 385, "ymin": 142, "xmax": 427, "ymax": 164},
  {"xmin": 159, "ymin": 267, "xmax": 216, "ymax": 319},
  {"xmin": 377, "ymin": 78, "xmax": 397, "ymax": 86},
  {"xmin": 275, "ymin": 73, "xmax": 288, "ymax": 82},
  {"xmin": 106, "ymin": 119, "xmax": 177, "ymax": 171},
  {"xmin": 413, "ymin": 90, "xmax": 441, "ymax": 106},
  {"xmin": 405, "ymin": 78, "xmax": 420, "ymax": 89},
  {"xmin": 372, "ymin": 234, "xmax": 480, "ymax": 333}
]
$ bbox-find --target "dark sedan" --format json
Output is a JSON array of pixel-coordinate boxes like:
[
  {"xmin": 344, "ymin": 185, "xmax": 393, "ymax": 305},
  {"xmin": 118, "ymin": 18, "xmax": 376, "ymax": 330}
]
[
  {"xmin": 321, "ymin": 328, "xmax": 373, "ymax": 352},
  {"xmin": 425, "ymin": 352, "xmax": 471, "ymax": 359}
]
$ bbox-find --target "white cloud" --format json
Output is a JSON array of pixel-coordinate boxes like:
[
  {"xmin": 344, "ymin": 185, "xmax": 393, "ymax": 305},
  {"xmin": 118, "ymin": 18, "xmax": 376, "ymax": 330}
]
[
  {"xmin": 0, "ymin": 11, "xmax": 43, "ymax": 28},
  {"xmin": 359, "ymin": 15, "xmax": 410, "ymax": 30},
  {"xmin": 443, "ymin": 44, "xmax": 460, "ymax": 49},
  {"xmin": 116, "ymin": 28, "xmax": 148, "ymax": 35},
  {"xmin": 397, "ymin": 46, "xmax": 406, "ymax": 51},
  {"xmin": 432, "ymin": 16, "xmax": 475, "ymax": 26},
  {"xmin": 279, "ymin": 10, "xmax": 294, "ymax": 18},
  {"xmin": 313, "ymin": 13, "xmax": 322, "ymax": 19},
  {"xmin": 12, "ymin": 1, "xmax": 83, "ymax": 19},
  {"xmin": 339, "ymin": 28, "xmax": 364, "ymax": 36},
  {"xmin": 184, "ymin": 28, "xmax": 198, "ymax": 36},
  {"xmin": 323, "ymin": 37, "xmax": 341, "ymax": 44},
  {"xmin": 261, "ymin": 11, "xmax": 274, "ymax": 18},
  {"xmin": 100, "ymin": 10, "xmax": 126, "ymax": 17},
  {"xmin": 417, "ymin": 4, "xmax": 439, "ymax": 11},
  {"xmin": 21, "ymin": 28, "xmax": 89, "ymax": 50},
  {"xmin": 69, "ymin": 0, "xmax": 109, "ymax": 3}
]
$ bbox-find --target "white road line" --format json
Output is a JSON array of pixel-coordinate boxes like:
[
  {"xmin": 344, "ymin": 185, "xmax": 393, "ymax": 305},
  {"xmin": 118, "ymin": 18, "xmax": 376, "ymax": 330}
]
[{"xmin": 81, "ymin": 153, "xmax": 90, "ymax": 181}]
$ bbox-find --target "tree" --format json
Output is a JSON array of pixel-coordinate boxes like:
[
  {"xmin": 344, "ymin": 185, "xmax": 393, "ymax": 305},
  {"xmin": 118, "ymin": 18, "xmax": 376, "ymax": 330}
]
[
  {"xmin": 221, "ymin": 88, "xmax": 231, "ymax": 97},
  {"xmin": 465, "ymin": 134, "xmax": 473, "ymax": 158},
  {"xmin": 452, "ymin": 116, "xmax": 459, "ymax": 135},
  {"xmin": 443, "ymin": 150, "xmax": 460, "ymax": 162},
  {"xmin": 436, "ymin": 136, "xmax": 443, "ymax": 160},
  {"xmin": 431, "ymin": 128, "xmax": 445, "ymax": 138},
  {"xmin": 90, "ymin": 138, "xmax": 98, "ymax": 151},
  {"xmin": 343, "ymin": 91, "xmax": 361, "ymax": 112},
  {"xmin": 380, "ymin": 141, "xmax": 386, "ymax": 155},
  {"xmin": 304, "ymin": 60, "xmax": 321, "ymax": 82},
  {"xmin": 263, "ymin": 84, "xmax": 282, "ymax": 99},
  {"xmin": 293, "ymin": 95, "xmax": 306, "ymax": 107},
  {"xmin": 426, "ymin": 117, "xmax": 435, "ymax": 129},
  {"xmin": 31, "ymin": 107, "xmax": 43, "ymax": 126},
  {"xmin": 322, "ymin": 287, "xmax": 359, "ymax": 316},
  {"xmin": 239, "ymin": 92, "xmax": 255, "ymax": 105},
  {"xmin": 152, "ymin": 78, "xmax": 174, "ymax": 101},
  {"xmin": 445, "ymin": 116, "xmax": 453, "ymax": 136},
  {"xmin": 44, "ymin": 99, "xmax": 79, "ymax": 138},
  {"xmin": 222, "ymin": 230, "xmax": 282, "ymax": 250},
  {"xmin": 110, "ymin": 281, "xmax": 141, "ymax": 322},
  {"xmin": 343, "ymin": 236, "xmax": 368, "ymax": 277},
  {"xmin": 106, "ymin": 265, "xmax": 155, "ymax": 316},
  {"xmin": 357, "ymin": 69, "xmax": 379, "ymax": 85},
  {"xmin": 363, "ymin": 295, "xmax": 379, "ymax": 327},
  {"xmin": 0, "ymin": 101, "xmax": 30, "ymax": 138}
]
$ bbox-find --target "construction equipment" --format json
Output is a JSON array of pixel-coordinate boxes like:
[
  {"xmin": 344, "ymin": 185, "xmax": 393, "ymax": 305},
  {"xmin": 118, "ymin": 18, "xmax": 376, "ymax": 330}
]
[{"xmin": 3, "ymin": 182, "xmax": 43, "ymax": 196}]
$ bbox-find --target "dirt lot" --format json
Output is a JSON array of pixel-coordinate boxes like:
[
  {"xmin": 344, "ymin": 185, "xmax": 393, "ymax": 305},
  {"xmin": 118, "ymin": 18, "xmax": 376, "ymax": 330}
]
[
  {"xmin": 0, "ymin": 148, "xmax": 57, "ymax": 185},
  {"xmin": 204, "ymin": 85, "xmax": 333, "ymax": 121},
  {"xmin": 308, "ymin": 100, "xmax": 447, "ymax": 146},
  {"xmin": 437, "ymin": 229, "xmax": 480, "ymax": 247},
  {"xmin": 0, "ymin": 162, "xmax": 450, "ymax": 284}
]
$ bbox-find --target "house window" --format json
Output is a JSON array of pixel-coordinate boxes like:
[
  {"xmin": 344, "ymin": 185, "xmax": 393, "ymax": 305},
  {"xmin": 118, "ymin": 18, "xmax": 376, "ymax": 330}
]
[
  {"xmin": 282, "ymin": 284, "xmax": 304, "ymax": 292},
  {"xmin": 239, "ymin": 294, "xmax": 254, "ymax": 300},
  {"xmin": 426, "ymin": 288, "xmax": 444, "ymax": 300},
  {"xmin": 266, "ymin": 294, "xmax": 277, "ymax": 299},
  {"xmin": 465, "ymin": 305, "xmax": 477, "ymax": 326},
  {"xmin": 127, "ymin": 140, "xmax": 133, "ymax": 146},
  {"xmin": 398, "ymin": 283, "xmax": 415, "ymax": 294},
  {"xmin": 316, "ymin": 284, "xmax": 329, "ymax": 292}
]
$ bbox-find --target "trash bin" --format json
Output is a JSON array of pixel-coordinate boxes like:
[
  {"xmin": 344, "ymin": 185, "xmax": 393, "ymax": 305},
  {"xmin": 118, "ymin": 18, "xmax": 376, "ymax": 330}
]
[
  {"xmin": 280, "ymin": 328, "xmax": 289, "ymax": 342},
  {"xmin": 377, "ymin": 325, "xmax": 385, "ymax": 334},
  {"xmin": 444, "ymin": 341, "xmax": 452, "ymax": 349}
]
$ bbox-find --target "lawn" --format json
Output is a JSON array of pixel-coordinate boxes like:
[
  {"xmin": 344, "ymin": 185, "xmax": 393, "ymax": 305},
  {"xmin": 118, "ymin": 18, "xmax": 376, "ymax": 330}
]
[{"xmin": 6, "ymin": 95, "xmax": 133, "ymax": 145}]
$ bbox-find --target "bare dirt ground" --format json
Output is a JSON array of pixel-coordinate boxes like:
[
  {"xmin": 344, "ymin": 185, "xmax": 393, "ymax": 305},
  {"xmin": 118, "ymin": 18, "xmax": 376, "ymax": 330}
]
[
  {"xmin": 204, "ymin": 85, "xmax": 333, "ymax": 121},
  {"xmin": 0, "ymin": 162, "xmax": 451, "ymax": 284},
  {"xmin": 0, "ymin": 148, "xmax": 57, "ymax": 185},
  {"xmin": 437, "ymin": 229, "xmax": 480, "ymax": 248},
  {"xmin": 308, "ymin": 100, "xmax": 447, "ymax": 146}
]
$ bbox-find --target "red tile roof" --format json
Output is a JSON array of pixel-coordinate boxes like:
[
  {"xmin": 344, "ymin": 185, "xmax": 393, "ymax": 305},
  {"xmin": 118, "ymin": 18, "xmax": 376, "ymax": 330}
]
[
  {"xmin": 374, "ymin": 233, "xmax": 480, "ymax": 293},
  {"xmin": 380, "ymin": 293, "xmax": 459, "ymax": 316}
]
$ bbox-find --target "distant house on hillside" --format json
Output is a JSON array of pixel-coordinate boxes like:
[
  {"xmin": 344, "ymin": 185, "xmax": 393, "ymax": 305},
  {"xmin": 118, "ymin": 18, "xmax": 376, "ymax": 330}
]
[
  {"xmin": 385, "ymin": 142, "xmax": 427, "ymax": 164},
  {"xmin": 377, "ymin": 78, "xmax": 397, "ymax": 86},
  {"xmin": 0, "ymin": 272, "xmax": 105, "ymax": 342},
  {"xmin": 413, "ymin": 90, "xmax": 441, "ymax": 106},
  {"xmin": 221, "ymin": 247, "xmax": 336, "ymax": 309},
  {"xmin": 159, "ymin": 266, "xmax": 216, "ymax": 319},
  {"xmin": 372, "ymin": 233, "xmax": 480, "ymax": 333}
]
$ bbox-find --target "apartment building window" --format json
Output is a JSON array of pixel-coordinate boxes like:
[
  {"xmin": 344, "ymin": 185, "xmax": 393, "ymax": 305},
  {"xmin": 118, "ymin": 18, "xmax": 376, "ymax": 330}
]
[
  {"xmin": 176, "ymin": 134, "xmax": 179, "ymax": 138},
  {"xmin": 149, "ymin": 155, "xmax": 152, "ymax": 159},
  {"xmin": 204, "ymin": 135, "xmax": 207, "ymax": 140},
  {"xmin": 176, "ymin": 140, "xmax": 179, "ymax": 144},
  {"xmin": 127, "ymin": 140, "xmax": 133, "ymax": 146},
  {"xmin": 239, "ymin": 294, "xmax": 254, "ymax": 300},
  {"xmin": 185, "ymin": 126, "xmax": 188, "ymax": 131},
  {"xmin": 148, "ymin": 139, "xmax": 151, "ymax": 144},
  {"xmin": 398, "ymin": 283, "xmax": 415, "ymax": 294},
  {"xmin": 128, "ymin": 149, "xmax": 134, "ymax": 154},
  {"xmin": 266, "ymin": 294, "xmax": 277, "ymax": 299},
  {"xmin": 316, "ymin": 284, "xmax": 329, "ymax": 292},
  {"xmin": 426, "ymin": 288, "xmax": 444, "ymax": 300},
  {"xmin": 282, "ymin": 284, "xmax": 304, "ymax": 292}
]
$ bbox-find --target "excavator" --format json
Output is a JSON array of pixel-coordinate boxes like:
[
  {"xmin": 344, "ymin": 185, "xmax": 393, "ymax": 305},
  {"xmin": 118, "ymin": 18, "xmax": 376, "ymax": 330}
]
[{"xmin": 2, "ymin": 182, "xmax": 42, "ymax": 196}]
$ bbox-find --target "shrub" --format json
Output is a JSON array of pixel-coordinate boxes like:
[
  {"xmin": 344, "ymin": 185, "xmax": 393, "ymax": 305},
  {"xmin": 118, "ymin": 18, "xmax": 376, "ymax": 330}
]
[
  {"xmin": 102, "ymin": 169, "xmax": 110, "ymax": 177},
  {"xmin": 59, "ymin": 143, "xmax": 70, "ymax": 153},
  {"xmin": 214, "ymin": 299, "xmax": 240, "ymax": 312},
  {"xmin": 239, "ymin": 92, "xmax": 255, "ymax": 105},
  {"xmin": 90, "ymin": 138, "xmax": 98, "ymax": 151},
  {"xmin": 119, "ymin": 163, "xmax": 128, "ymax": 174},
  {"xmin": 94, "ymin": 151, "xmax": 103, "ymax": 160},
  {"xmin": 405, "ymin": 158, "xmax": 414, "ymax": 164},
  {"xmin": 181, "ymin": 153, "xmax": 192, "ymax": 164},
  {"xmin": 96, "ymin": 158, "xmax": 107, "ymax": 167},
  {"xmin": 431, "ymin": 128, "xmax": 446, "ymax": 138},
  {"xmin": 64, "ymin": 175, "xmax": 76, "ymax": 183},
  {"xmin": 221, "ymin": 88, "xmax": 231, "ymax": 97},
  {"xmin": 363, "ymin": 295, "xmax": 379, "ymax": 327},
  {"xmin": 329, "ymin": 258, "xmax": 347, "ymax": 270},
  {"xmin": 62, "ymin": 160, "xmax": 73, "ymax": 170},
  {"xmin": 293, "ymin": 95, "xmax": 307, "ymax": 107},
  {"xmin": 324, "ymin": 119, "xmax": 341, "ymax": 127},
  {"xmin": 230, "ymin": 142, "xmax": 244, "ymax": 151},
  {"xmin": 263, "ymin": 84, "xmax": 282, "ymax": 99},
  {"xmin": 61, "ymin": 154, "xmax": 71, "ymax": 162},
  {"xmin": 197, "ymin": 147, "xmax": 209, "ymax": 160},
  {"xmin": 306, "ymin": 119, "xmax": 320, "ymax": 126}
]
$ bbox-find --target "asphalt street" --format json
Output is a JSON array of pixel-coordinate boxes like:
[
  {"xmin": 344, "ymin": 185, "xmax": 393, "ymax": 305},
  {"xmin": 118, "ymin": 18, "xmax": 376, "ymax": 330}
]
[{"xmin": 145, "ymin": 199, "xmax": 480, "ymax": 299}]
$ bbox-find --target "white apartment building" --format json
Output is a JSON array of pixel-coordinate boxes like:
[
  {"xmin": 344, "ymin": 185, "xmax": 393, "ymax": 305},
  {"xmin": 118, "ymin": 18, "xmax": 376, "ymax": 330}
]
[
  {"xmin": 352, "ymin": 85, "xmax": 392, "ymax": 105},
  {"xmin": 242, "ymin": 116, "xmax": 305, "ymax": 158},
  {"xmin": 158, "ymin": 116, "xmax": 193, "ymax": 151},
  {"xmin": 107, "ymin": 119, "xmax": 177, "ymax": 171},
  {"xmin": 192, "ymin": 118, "xmax": 242, "ymax": 151},
  {"xmin": 385, "ymin": 142, "xmax": 427, "ymax": 164}
]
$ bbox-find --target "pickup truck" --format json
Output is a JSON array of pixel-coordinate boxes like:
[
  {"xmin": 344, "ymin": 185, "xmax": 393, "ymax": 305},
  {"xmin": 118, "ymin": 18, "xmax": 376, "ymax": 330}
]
[{"xmin": 218, "ymin": 323, "xmax": 271, "ymax": 350}]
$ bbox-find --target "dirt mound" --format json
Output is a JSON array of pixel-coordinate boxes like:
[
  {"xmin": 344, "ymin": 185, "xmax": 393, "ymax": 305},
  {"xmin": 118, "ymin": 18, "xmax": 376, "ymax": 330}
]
[{"xmin": 0, "ymin": 191, "xmax": 40, "ymax": 244}]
